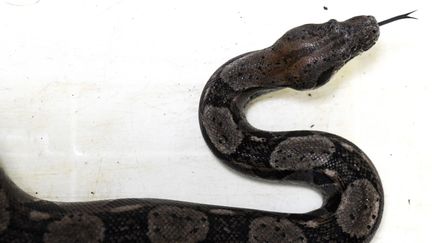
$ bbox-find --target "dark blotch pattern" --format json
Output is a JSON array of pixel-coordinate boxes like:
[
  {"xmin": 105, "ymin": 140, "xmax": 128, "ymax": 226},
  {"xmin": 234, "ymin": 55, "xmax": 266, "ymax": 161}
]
[
  {"xmin": 336, "ymin": 179, "xmax": 381, "ymax": 238},
  {"xmin": 147, "ymin": 206, "xmax": 209, "ymax": 243},
  {"xmin": 43, "ymin": 213, "xmax": 105, "ymax": 243},
  {"xmin": 219, "ymin": 52, "xmax": 269, "ymax": 91},
  {"xmin": 201, "ymin": 105, "xmax": 244, "ymax": 154},
  {"xmin": 249, "ymin": 216, "xmax": 307, "ymax": 243},
  {"xmin": 270, "ymin": 135, "xmax": 336, "ymax": 170}
]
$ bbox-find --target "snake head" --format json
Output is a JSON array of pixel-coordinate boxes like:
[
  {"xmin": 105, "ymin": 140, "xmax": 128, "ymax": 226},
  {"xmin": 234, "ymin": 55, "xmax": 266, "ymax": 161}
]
[
  {"xmin": 342, "ymin": 16, "xmax": 380, "ymax": 53},
  {"xmin": 272, "ymin": 15, "xmax": 380, "ymax": 90}
]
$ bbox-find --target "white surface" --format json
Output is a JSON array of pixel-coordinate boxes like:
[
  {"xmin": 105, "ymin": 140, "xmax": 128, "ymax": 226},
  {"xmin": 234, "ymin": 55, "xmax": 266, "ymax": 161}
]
[{"xmin": 0, "ymin": 0, "xmax": 430, "ymax": 242}]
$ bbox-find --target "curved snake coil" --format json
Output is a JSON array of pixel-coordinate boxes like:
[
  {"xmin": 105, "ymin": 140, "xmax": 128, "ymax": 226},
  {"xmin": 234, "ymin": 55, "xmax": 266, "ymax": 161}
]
[{"xmin": 0, "ymin": 12, "xmax": 414, "ymax": 243}]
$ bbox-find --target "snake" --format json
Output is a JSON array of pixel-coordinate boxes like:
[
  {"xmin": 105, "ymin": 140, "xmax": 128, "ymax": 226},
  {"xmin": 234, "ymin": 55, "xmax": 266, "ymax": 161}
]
[{"xmin": 0, "ymin": 11, "xmax": 414, "ymax": 243}]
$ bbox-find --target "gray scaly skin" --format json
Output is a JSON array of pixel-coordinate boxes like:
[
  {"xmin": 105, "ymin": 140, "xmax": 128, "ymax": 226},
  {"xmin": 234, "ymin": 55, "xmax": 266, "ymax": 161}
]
[{"xmin": 1, "ymin": 13, "xmax": 414, "ymax": 242}]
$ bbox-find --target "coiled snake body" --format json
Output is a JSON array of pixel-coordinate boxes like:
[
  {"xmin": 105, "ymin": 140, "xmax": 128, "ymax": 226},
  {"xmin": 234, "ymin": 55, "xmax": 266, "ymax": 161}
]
[{"xmin": 0, "ymin": 13, "xmax": 414, "ymax": 243}]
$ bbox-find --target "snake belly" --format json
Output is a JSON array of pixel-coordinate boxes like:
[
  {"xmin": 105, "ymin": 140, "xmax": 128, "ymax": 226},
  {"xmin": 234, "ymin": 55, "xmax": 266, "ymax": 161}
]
[{"xmin": 0, "ymin": 15, "xmax": 383, "ymax": 243}]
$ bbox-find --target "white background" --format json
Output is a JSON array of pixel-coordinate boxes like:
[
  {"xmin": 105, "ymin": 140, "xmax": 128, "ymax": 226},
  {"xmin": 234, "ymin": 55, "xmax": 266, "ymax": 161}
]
[{"xmin": 0, "ymin": 0, "xmax": 430, "ymax": 242}]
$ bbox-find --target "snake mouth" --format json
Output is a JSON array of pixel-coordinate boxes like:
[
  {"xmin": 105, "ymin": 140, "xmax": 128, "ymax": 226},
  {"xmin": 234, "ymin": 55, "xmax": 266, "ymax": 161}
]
[{"xmin": 315, "ymin": 66, "xmax": 336, "ymax": 88}]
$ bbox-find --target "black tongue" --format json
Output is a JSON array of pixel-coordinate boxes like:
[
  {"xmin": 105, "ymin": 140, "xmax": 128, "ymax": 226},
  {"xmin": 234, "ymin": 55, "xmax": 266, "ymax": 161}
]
[{"xmin": 378, "ymin": 10, "xmax": 417, "ymax": 26}]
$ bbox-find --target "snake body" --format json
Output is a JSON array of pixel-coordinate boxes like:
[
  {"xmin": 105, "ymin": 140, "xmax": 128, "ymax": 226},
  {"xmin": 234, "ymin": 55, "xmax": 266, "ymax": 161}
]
[{"xmin": 0, "ymin": 16, "xmax": 384, "ymax": 242}]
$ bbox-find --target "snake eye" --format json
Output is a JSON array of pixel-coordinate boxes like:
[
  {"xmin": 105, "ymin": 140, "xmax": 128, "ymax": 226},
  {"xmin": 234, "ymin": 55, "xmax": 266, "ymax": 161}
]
[{"xmin": 327, "ymin": 19, "xmax": 340, "ymax": 32}]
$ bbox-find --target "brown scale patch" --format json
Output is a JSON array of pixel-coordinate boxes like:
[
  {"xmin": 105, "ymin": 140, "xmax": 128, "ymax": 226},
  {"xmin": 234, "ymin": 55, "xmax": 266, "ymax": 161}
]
[
  {"xmin": 201, "ymin": 105, "xmax": 244, "ymax": 154},
  {"xmin": 147, "ymin": 206, "xmax": 209, "ymax": 243},
  {"xmin": 0, "ymin": 188, "xmax": 10, "ymax": 233},
  {"xmin": 340, "ymin": 141, "xmax": 355, "ymax": 152},
  {"xmin": 43, "ymin": 213, "xmax": 105, "ymax": 243},
  {"xmin": 336, "ymin": 179, "xmax": 381, "ymax": 238},
  {"xmin": 209, "ymin": 208, "xmax": 235, "ymax": 215},
  {"xmin": 30, "ymin": 211, "xmax": 51, "ymax": 221},
  {"xmin": 109, "ymin": 204, "xmax": 143, "ymax": 213},
  {"xmin": 323, "ymin": 169, "xmax": 337, "ymax": 178},
  {"xmin": 250, "ymin": 136, "xmax": 266, "ymax": 142},
  {"xmin": 249, "ymin": 216, "xmax": 307, "ymax": 243},
  {"xmin": 270, "ymin": 135, "xmax": 335, "ymax": 170},
  {"xmin": 303, "ymin": 220, "xmax": 319, "ymax": 228}
]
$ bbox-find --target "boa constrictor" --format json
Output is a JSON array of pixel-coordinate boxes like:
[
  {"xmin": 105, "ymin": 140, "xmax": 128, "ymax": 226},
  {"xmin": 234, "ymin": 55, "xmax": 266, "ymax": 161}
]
[{"xmin": 0, "ymin": 12, "xmax": 414, "ymax": 243}]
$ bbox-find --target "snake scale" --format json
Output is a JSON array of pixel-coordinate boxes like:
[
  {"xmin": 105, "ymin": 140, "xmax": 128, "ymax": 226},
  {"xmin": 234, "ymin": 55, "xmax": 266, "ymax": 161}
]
[{"xmin": 0, "ymin": 11, "xmax": 414, "ymax": 243}]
